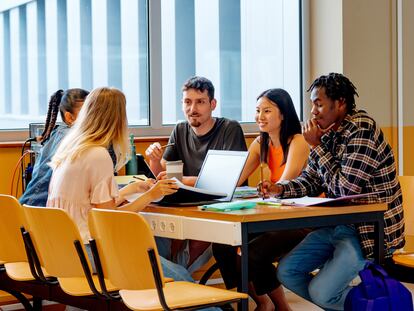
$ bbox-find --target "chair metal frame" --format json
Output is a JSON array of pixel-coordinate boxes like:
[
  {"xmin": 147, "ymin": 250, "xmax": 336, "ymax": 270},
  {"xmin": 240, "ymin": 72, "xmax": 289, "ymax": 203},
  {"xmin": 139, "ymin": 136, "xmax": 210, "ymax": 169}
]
[{"xmin": 88, "ymin": 209, "xmax": 246, "ymax": 311}]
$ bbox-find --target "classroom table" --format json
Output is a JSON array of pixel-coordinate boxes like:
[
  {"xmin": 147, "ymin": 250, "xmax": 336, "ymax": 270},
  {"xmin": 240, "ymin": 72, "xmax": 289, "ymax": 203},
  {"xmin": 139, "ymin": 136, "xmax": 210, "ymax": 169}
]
[{"xmin": 141, "ymin": 202, "xmax": 387, "ymax": 311}]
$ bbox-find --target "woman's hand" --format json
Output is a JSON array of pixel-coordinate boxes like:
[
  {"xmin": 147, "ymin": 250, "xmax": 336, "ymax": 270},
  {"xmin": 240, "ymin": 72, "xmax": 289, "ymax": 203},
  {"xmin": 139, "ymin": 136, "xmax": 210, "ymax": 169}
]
[
  {"xmin": 120, "ymin": 179, "xmax": 154, "ymax": 195},
  {"xmin": 135, "ymin": 179, "xmax": 156, "ymax": 192},
  {"xmin": 147, "ymin": 179, "xmax": 179, "ymax": 200},
  {"xmin": 156, "ymin": 172, "xmax": 196, "ymax": 186},
  {"xmin": 156, "ymin": 171, "xmax": 167, "ymax": 180}
]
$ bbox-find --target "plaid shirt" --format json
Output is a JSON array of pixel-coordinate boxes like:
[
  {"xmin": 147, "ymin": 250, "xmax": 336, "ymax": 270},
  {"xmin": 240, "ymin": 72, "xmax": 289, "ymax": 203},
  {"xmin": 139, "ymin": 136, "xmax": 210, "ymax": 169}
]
[{"xmin": 279, "ymin": 110, "xmax": 405, "ymax": 259}]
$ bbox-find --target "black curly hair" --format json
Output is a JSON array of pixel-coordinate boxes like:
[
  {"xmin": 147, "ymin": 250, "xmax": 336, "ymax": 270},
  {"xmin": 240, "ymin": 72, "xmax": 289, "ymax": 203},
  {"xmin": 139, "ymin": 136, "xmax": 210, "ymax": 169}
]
[{"xmin": 307, "ymin": 72, "xmax": 359, "ymax": 114}]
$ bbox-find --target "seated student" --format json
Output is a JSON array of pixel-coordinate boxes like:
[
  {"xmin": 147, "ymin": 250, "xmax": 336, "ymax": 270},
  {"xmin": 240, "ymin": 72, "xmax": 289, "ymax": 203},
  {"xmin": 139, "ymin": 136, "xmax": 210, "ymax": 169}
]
[
  {"xmin": 145, "ymin": 75, "xmax": 247, "ymax": 186},
  {"xmin": 20, "ymin": 89, "xmax": 89, "ymax": 207},
  {"xmin": 212, "ymin": 88, "xmax": 310, "ymax": 311},
  {"xmin": 262, "ymin": 73, "xmax": 404, "ymax": 310},
  {"xmin": 145, "ymin": 76, "xmax": 247, "ymax": 272},
  {"xmin": 47, "ymin": 87, "xmax": 197, "ymax": 284}
]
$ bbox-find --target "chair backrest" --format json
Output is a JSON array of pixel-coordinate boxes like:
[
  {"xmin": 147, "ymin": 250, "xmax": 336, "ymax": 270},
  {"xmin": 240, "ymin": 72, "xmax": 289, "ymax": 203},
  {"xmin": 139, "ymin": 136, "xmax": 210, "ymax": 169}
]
[
  {"xmin": 399, "ymin": 176, "xmax": 414, "ymax": 237},
  {"xmin": 22, "ymin": 205, "xmax": 92, "ymax": 277},
  {"xmin": 88, "ymin": 208, "xmax": 164, "ymax": 290},
  {"xmin": 0, "ymin": 195, "xmax": 28, "ymax": 263}
]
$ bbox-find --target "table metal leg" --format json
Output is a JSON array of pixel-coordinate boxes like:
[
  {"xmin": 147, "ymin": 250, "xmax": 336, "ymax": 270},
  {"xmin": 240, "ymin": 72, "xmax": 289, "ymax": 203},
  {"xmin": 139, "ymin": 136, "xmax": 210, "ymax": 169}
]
[{"xmin": 238, "ymin": 223, "xmax": 249, "ymax": 311}]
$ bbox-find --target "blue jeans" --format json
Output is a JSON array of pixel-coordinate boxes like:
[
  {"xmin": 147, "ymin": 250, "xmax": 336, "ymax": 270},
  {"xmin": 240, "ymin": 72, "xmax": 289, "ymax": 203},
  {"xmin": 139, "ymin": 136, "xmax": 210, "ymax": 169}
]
[
  {"xmin": 277, "ymin": 225, "xmax": 367, "ymax": 310},
  {"xmin": 160, "ymin": 256, "xmax": 194, "ymax": 281},
  {"xmin": 156, "ymin": 237, "xmax": 213, "ymax": 274}
]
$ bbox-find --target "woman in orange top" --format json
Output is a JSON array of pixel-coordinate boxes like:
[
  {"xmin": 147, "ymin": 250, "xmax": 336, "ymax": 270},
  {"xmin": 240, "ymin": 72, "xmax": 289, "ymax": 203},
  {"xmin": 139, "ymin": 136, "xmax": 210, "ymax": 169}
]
[
  {"xmin": 213, "ymin": 89, "xmax": 309, "ymax": 311},
  {"xmin": 238, "ymin": 88, "xmax": 309, "ymax": 186}
]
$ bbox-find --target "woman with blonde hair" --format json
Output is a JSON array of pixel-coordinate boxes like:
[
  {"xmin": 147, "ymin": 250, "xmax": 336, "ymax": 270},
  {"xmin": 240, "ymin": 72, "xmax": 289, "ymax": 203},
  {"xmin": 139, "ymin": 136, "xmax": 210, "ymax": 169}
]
[{"xmin": 47, "ymin": 87, "xmax": 194, "ymax": 282}]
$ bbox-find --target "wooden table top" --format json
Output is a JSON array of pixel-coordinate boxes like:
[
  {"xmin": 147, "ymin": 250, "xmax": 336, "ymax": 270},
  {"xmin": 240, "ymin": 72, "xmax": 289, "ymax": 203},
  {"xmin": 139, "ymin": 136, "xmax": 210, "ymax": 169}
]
[{"xmin": 144, "ymin": 202, "xmax": 387, "ymax": 223}]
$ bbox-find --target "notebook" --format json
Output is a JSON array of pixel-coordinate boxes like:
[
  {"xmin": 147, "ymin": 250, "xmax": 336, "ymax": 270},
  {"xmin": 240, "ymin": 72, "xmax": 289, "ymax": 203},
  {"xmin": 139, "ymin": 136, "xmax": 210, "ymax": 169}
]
[
  {"xmin": 156, "ymin": 150, "xmax": 249, "ymax": 206},
  {"xmin": 136, "ymin": 154, "xmax": 156, "ymax": 179}
]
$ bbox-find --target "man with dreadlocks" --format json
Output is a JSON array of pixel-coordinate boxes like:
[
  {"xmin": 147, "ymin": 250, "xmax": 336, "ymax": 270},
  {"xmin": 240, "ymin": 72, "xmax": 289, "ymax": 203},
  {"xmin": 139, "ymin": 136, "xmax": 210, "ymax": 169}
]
[
  {"xmin": 260, "ymin": 72, "xmax": 405, "ymax": 310},
  {"xmin": 19, "ymin": 89, "xmax": 89, "ymax": 206}
]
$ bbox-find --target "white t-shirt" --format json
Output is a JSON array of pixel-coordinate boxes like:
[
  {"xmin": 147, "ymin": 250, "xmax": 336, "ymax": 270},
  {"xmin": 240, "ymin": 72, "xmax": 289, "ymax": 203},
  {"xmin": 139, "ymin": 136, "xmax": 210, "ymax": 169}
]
[{"xmin": 47, "ymin": 146, "xmax": 119, "ymax": 243}]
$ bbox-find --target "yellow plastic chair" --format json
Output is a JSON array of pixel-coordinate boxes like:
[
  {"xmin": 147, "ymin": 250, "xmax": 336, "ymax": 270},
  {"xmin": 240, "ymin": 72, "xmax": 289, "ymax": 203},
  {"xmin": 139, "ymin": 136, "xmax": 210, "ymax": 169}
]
[
  {"xmin": 88, "ymin": 208, "xmax": 247, "ymax": 311},
  {"xmin": 393, "ymin": 176, "xmax": 414, "ymax": 267},
  {"xmin": 0, "ymin": 195, "xmax": 50, "ymax": 309},
  {"xmin": 22, "ymin": 205, "xmax": 118, "ymax": 298},
  {"xmin": 0, "ymin": 195, "xmax": 48, "ymax": 282}
]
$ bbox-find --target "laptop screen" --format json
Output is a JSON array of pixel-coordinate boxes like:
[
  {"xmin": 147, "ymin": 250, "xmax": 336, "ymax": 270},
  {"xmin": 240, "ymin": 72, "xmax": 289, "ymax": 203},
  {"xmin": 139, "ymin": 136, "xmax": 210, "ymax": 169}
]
[{"xmin": 195, "ymin": 150, "xmax": 249, "ymax": 201}]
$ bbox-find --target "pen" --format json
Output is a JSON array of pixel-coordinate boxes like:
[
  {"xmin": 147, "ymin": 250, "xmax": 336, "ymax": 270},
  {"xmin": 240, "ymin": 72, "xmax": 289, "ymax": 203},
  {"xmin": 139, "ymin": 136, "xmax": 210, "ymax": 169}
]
[
  {"xmin": 256, "ymin": 201, "xmax": 281, "ymax": 207},
  {"xmin": 160, "ymin": 143, "xmax": 175, "ymax": 149},
  {"xmin": 260, "ymin": 162, "xmax": 264, "ymax": 200},
  {"xmin": 133, "ymin": 176, "xmax": 146, "ymax": 181}
]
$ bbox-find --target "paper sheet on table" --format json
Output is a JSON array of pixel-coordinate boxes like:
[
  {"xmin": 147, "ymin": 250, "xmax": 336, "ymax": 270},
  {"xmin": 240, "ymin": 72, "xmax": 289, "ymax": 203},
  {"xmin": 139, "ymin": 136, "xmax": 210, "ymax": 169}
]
[{"xmin": 248, "ymin": 192, "xmax": 381, "ymax": 207}]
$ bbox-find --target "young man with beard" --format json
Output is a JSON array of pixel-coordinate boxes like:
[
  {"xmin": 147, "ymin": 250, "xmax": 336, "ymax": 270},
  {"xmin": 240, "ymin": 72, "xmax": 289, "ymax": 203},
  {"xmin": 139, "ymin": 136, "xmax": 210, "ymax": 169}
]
[
  {"xmin": 146, "ymin": 75, "xmax": 247, "ymax": 186},
  {"xmin": 145, "ymin": 76, "xmax": 247, "ymax": 272}
]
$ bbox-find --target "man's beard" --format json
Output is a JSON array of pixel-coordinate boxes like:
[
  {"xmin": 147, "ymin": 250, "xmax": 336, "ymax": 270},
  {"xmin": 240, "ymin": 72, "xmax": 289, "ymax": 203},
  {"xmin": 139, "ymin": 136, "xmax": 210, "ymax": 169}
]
[
  {"xmin": 189, "ymin": 120, "xmax": 201, "ymax": 127},
  {"xmin": 188, "ymin": 114, "xmax": 201, "ymax": 127}
]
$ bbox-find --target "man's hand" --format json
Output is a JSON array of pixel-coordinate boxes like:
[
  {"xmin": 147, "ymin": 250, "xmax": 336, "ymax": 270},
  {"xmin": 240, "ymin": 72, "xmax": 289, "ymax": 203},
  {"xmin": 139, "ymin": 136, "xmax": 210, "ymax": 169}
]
[
  {"xmin": 302, "ymin": 119, "xmax": 335, "ymax": 148},
  {"xmin": 145, "ymin": 142, "xmax": 163, "ymax": 162},
  {"xmin": 257, "ymin": 180, "xmax": 284, "ymax": 198}
]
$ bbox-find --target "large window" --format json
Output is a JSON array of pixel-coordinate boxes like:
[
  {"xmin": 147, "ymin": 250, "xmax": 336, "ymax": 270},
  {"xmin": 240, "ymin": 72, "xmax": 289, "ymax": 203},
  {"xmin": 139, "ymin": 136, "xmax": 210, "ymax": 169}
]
[
  {"xmin": 161, "ymin": 0, "xmax": 301, "ymax": 125},
  {"xmin": 0, "ymin": 0, "xmax": 301, "ymax": 139}
]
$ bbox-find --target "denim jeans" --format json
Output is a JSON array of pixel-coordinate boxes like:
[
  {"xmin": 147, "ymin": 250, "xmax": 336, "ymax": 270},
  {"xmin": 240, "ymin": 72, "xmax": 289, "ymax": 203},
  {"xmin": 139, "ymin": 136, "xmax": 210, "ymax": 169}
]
[
  {"xmin": 160, "ymin": 255, "xmax": 194, "ymax": 281},
  {"xmin": 277, "ymin": 225, "xmax": 367, "ymax": 310},
  {"xmin": 156, "ymin": 236, "xmax": 213, "ymax": 274}
]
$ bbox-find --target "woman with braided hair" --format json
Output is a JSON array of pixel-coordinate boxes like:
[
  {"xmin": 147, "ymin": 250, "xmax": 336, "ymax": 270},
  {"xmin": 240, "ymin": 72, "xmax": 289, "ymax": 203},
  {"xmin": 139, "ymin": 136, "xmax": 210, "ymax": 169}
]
[{"xmin": 19, "ymin": 88, "xmax": 89, "ymax": 206}]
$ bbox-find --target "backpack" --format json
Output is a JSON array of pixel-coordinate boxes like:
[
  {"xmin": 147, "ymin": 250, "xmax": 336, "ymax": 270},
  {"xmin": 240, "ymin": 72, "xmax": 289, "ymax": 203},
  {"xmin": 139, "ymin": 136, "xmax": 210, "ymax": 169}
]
[{"xmin": 345, "ymin": 262, "xmax": 413, "ymax": 311}]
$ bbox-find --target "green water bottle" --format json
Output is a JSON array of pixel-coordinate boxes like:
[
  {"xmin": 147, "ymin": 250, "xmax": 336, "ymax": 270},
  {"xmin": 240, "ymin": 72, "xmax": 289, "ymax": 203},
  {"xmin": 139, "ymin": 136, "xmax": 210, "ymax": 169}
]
[{"xmin": 125, "ymin": 134, "xmax": 138, "ymax": 175}]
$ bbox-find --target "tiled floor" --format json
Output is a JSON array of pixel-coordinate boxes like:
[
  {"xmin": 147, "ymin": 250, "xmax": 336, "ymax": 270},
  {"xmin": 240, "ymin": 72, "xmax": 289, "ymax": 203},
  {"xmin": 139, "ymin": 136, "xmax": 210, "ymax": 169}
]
[
  {"xmin": 278, "ymin": 282, "xmax": 414, "ymax": 311},
  {"xmin": 1, "ymin": 283, "xmax": 414, "ymax": 310},
  {"xmin": 284, "ymin": 290, "xmax": 322, "ymax": 311}
]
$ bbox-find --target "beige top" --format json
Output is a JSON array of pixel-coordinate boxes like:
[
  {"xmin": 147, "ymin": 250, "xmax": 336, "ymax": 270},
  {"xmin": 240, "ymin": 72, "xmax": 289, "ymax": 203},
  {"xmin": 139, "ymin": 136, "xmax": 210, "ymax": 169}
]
[{"xmin": 47, "ymin": 146, "xmax": 119, "ymax": 243}]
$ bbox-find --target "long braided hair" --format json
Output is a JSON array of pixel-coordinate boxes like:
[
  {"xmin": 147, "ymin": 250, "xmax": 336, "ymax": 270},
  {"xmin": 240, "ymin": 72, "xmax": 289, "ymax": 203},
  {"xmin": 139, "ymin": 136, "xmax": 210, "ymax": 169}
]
[
  {"xmin": 307, "ymin": 72, "xmax": 359, "ymax": 114},
  {"xmin": 40, "ymin": 89, "xmax": 89, "ymax": 144}
]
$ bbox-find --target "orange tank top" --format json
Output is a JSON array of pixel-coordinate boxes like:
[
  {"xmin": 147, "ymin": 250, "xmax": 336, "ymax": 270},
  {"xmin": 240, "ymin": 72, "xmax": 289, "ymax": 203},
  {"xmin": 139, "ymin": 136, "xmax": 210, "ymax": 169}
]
[{"xmin": 267, "ymin": 144, "xmax": 285, "ymax": 183}]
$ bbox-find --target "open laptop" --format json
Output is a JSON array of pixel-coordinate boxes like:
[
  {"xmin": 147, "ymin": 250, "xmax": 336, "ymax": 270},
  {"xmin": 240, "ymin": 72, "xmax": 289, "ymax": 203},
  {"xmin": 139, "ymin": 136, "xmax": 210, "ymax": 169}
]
[{"xmin": 157, "ymin": 150, "xmax": 249, "ymax": 206}]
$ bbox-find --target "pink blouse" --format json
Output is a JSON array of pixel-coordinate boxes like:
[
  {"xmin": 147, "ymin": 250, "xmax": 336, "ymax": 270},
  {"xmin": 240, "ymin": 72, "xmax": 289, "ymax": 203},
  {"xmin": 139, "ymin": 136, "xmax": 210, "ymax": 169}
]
[{"xmin": 47, "ymin": 146, "xmax": 118, "ymax": 243}]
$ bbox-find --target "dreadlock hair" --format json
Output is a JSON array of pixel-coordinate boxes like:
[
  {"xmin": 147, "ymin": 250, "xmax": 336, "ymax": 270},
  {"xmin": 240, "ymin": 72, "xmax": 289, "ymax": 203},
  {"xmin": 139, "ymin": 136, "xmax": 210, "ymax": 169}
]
[
  {"xmin": 307, "ymin": 72, "xmax": 359, "ymax": 114},
  {"xmin": 40, "ymin": 89, "xmax": 89, "ymax": 144},
  {"xmin": 257, "ymin": 88, "xmax": 302, "ymax": 166}
]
